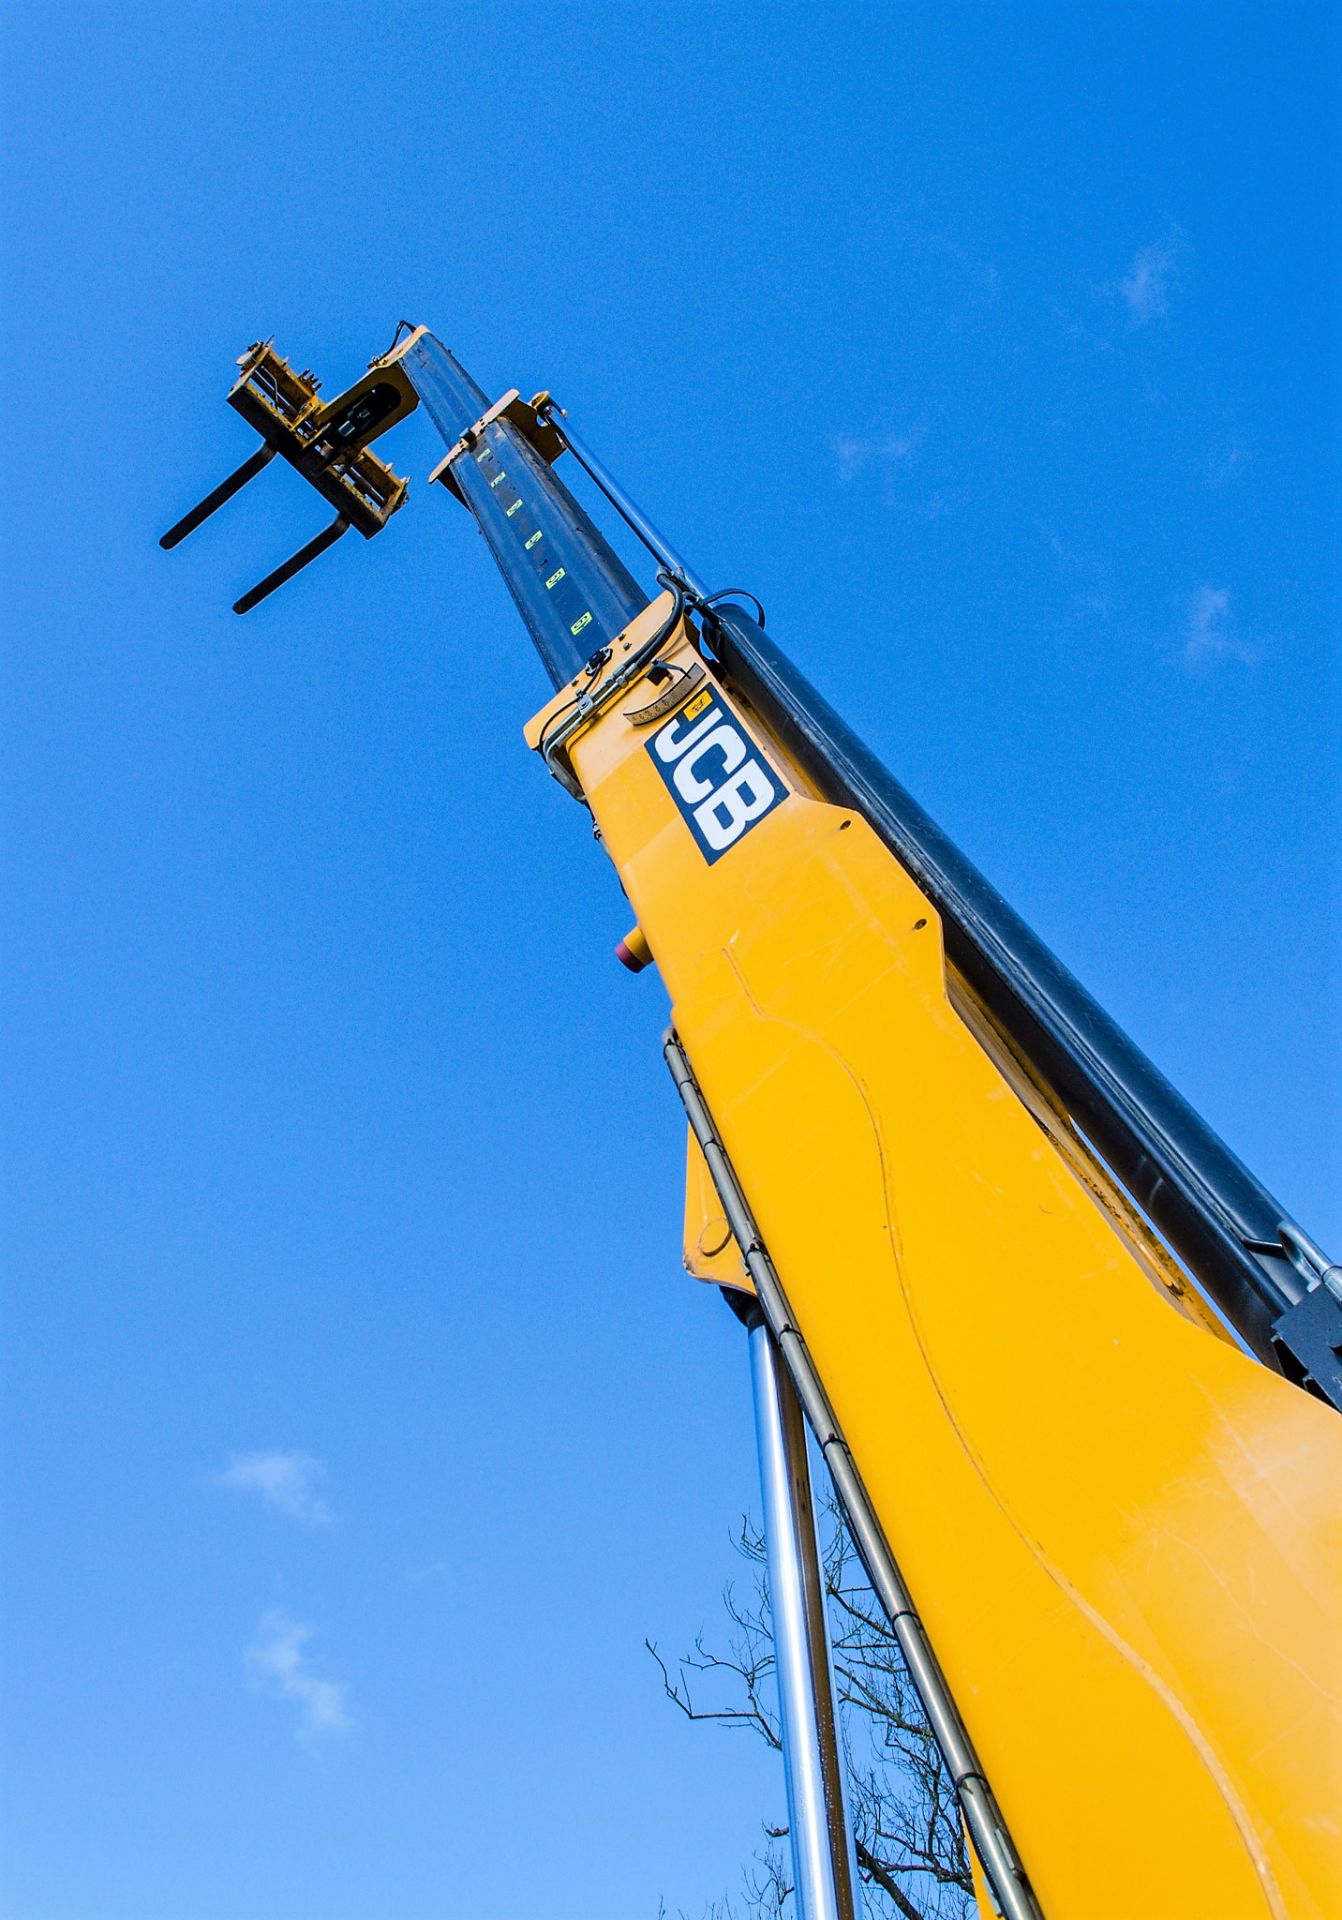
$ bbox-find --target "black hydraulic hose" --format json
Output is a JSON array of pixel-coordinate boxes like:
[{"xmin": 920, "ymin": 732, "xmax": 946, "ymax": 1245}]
[{"xmin": 706, "ymin": 605, "xmax": 1308, "ymax": 1371}]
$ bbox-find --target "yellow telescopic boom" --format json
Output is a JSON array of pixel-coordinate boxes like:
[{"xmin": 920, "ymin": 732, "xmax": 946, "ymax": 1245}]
[
  {"xmin": 531, "ymin": 591, "xmax": 1341, "ymax": 1920},
  {"xmin": 163, "ymin": 329, "xmax": 1342, "ymax": 1920}
]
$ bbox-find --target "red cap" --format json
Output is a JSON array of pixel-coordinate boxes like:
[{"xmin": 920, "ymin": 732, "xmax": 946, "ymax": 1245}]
[{"xmin": 615, "ymin": 927, "xmax": 652, "ymax": 973}]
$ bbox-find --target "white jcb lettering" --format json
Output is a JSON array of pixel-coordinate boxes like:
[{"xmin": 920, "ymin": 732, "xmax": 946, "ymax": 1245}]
[
  {"xmin": 647, "ymin": 690, "xmax": 785, "ymax": 860},
  {"xmin": 671, "ymin": 725, "xmax": 746, "ymax": 804},
  {"xmin": 694, "ymin": 762, "xmax": 778, "ymax": 851},
  {"xmin": 651, "ymin": 704, "xmax": 723, "ymax": 764}
]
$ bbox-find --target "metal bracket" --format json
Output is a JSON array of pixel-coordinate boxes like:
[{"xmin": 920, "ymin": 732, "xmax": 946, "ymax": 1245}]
[
  {"xmin": 624, "ymin": 659, "xmax": 707, "ymax": 727},
  {"xmin": 1272, "ymin": 1286, "xmax": 1342, "ymax": 1407},
  {"xmin": 526, "ymin": 591, "xmax": 695, "ymax": 800},
  {"xmin": 428, "ymin": 389, "xmax": 565, "ymax": 502},
  {"xmin": 1270, "ymin": 1217, "xmax": 1342, "ymax": 1404}
]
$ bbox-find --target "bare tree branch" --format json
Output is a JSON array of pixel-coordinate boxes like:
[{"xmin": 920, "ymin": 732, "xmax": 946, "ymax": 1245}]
[
  {"xmin": 653, "ymin": 1494, "xmax": 975, "ymax": 1919},
  {"xmin": 855, "ymin": 1836, "xmax": 930, "ymax": 1920}
]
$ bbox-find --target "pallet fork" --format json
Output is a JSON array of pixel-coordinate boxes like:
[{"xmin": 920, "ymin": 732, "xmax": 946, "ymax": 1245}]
[{"xmin": 160, "ymin": 327, "xmax": 428, "ymax": 611}]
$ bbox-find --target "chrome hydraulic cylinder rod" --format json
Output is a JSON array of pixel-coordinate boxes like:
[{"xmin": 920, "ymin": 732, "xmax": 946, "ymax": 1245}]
[
  {"xmin": 665, "ymin": 1030, "xmax": 1042, "ymax": 1920},
  {"xmin": 534, "ymin": 405, "xmax": 712, "ymax": 603},
  {"xmin": 746, "ymin": 1309, "xmax": 860, "ymax": 1920}
]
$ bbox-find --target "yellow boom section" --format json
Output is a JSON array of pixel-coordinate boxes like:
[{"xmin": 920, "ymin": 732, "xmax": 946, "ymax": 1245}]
[{"xmin": 529, "ymin": 598, "xmax": 1342, "ymax": 1920}]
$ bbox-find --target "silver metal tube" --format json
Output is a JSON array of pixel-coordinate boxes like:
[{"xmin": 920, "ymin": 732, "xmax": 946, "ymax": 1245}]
[
  {"xmin": 539, "ymin": 410, "xmax": 712, "ymax": 603},
  {"xmin": 747, "ymin": 1311, "xmax": 861, "ymax": 1920},
  {"xmin": 1278, "ymin": 1218, "xmax": 1342, "ymax": 1303},
  {"xmin": 664, "ymin": 1030, "xmax": 1042, "ymax": 1920}
]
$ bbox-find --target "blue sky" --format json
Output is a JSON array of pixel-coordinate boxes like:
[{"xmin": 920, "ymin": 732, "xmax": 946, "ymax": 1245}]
[{"xmin": 2, "ymin": 5, "xmax": 1337, "ymax": 1917}]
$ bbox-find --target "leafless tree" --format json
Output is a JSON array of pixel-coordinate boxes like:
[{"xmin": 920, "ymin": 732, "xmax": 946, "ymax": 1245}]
[{"xmin": 650, "ymin": 1499, "xmax": 975, "ymax": 1920}]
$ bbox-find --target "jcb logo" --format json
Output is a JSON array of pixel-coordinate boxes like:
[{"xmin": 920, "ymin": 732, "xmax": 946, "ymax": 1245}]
[{"xmin": 646, "ymin": 688, "xmax": 785, "ymax": 863}]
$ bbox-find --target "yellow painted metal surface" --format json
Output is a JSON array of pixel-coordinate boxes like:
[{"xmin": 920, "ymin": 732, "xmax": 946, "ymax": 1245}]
[{"xmin": 532, "ymin": 610, "xmax": 1342, "ymax": 1918}]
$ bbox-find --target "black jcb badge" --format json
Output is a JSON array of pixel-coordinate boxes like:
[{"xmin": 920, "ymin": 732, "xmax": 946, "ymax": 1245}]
[{"xmin": 646, "ymin": 687, "xmax": 786, "ymax": 863}]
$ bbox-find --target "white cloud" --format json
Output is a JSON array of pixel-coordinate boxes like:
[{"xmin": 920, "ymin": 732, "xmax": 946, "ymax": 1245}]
[
  {"xmin": 834, "ymin": 431, "xmax": 921, "ymax": 484},
  {"xmin": 1183, "ymin": 585, "xmax": 1258, "ymax": 671},
  {"xmin": 245, "ymin": 1609, "xmax": 351, "ymax": 1744},
  {"xmin": 1207, "ymin": 442, "xmax": 1250, "ymax": 487},
  {"xmin": 218, "ymin": 1450, "xmax": 332, "ymax": 1526},
  {"xmin": 1111, "ymin": 224, "xmax": 1186, "ymax": 324},
  {"xmin": 1043, "ymin": 527, "xmax": 1113, "ymax": 623}
]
